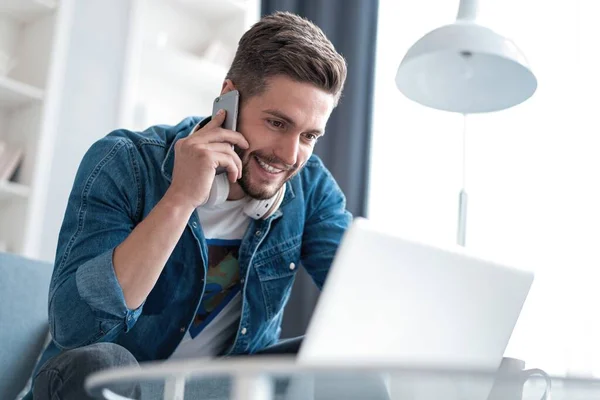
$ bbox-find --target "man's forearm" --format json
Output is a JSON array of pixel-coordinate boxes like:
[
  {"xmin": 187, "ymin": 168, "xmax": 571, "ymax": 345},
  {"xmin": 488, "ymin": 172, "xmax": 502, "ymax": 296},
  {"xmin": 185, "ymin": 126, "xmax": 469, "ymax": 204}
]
[{"xmin": 113, "ymin": 190, "xmax": 195, "ymax": 309}]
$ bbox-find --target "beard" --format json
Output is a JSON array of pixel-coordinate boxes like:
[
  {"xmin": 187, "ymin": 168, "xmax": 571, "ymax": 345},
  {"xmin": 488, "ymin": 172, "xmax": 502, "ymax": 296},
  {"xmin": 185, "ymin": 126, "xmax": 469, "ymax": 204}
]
[{"xmin": 236, "ymin": 147, "xmax": 301, "ymax": 200}]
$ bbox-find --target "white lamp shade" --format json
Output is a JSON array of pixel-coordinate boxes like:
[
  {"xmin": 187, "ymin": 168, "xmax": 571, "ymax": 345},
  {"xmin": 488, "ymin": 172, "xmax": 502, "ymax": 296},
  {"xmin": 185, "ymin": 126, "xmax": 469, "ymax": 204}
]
[{"xmin": 395, "ymin": 22, "xmax": 537, "ymax": 113}]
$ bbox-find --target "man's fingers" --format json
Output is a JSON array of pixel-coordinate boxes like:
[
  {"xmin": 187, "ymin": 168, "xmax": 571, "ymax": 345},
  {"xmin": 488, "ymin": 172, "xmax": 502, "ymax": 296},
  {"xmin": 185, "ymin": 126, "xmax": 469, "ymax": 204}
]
[
  {"xmin": 188, "ymin": 128, "xmax": 250, "ymax": 149},
  {"xmin": 213, "ymin": 129, "xmax": 250, "ymax": 149},
  {"xmin": 191, "ymin": 109, "xmax": 227, "ymax": 136},
  {"xmin": 210, "ymin": 108, "xmax": 227, "ymax": 127},
  {"xmin": 212, "ymin": 152, "xmax": 240, "ymax": 183},
  {"xmin": 204, "ymin": 143, "xmax": 243, "ymax": 178}
]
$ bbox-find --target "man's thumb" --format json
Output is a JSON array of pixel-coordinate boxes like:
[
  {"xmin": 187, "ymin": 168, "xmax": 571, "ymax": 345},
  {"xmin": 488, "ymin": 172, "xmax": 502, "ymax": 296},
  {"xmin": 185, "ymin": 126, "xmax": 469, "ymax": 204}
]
[{"xmin": 211, "ymin": 108, "xmax": 227, "ymax": 127}]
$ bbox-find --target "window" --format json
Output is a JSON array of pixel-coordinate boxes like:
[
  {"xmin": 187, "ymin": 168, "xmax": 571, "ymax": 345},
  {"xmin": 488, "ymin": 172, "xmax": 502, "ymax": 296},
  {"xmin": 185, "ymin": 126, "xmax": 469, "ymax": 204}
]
[{"xmin": 369, "ymin": 0, "xmax": 600, "ymax": 374}]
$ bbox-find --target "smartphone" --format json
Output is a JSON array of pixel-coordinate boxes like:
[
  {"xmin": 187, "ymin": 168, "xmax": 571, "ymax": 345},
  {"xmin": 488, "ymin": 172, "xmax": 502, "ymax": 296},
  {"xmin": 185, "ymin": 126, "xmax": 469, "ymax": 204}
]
[
  {"xmin": 212, "ymin": 90, "xmax": 239, "ymax": 131},
  {"xmin": 212, "ymin": 90, "xmax": 240, "ymax": 174}
]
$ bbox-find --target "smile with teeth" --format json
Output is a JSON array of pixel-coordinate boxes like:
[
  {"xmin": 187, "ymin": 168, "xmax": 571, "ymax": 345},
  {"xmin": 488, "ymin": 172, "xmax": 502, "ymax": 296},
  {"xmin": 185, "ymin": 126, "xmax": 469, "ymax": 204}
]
[{"xmin": 255, "ymin": 156, "xmax": 284, "ymax": 174}]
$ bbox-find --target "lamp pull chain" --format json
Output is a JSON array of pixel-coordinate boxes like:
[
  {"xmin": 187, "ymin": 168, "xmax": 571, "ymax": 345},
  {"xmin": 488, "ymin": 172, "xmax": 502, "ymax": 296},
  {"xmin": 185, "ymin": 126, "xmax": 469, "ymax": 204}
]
[{"xmin": 457, "ymin": 114, "xmax": 468, "ymax": 247}]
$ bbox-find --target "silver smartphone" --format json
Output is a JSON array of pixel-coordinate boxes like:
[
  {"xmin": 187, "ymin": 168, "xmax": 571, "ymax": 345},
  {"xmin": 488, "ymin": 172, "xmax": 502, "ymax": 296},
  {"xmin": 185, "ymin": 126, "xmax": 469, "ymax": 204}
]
[
  {"xmin": 212, "ymin": 90, "xmax": 240, "ymax": 174},
  {"xmin": 212, "ymin": 90, "xmax": 239, "ymax": 131}
]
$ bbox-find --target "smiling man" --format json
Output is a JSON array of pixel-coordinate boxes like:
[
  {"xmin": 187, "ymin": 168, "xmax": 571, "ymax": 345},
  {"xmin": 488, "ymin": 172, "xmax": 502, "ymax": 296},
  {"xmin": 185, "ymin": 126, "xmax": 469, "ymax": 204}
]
[{"xmin": 27, "ymin": 11, "xmax": 366, "ymax": 400}]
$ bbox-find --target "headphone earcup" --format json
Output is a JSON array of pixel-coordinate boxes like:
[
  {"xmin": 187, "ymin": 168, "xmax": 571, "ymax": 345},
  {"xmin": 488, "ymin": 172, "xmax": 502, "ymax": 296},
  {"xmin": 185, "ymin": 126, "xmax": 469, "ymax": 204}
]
[
  {"xmin": 204, "ymin": 174, "xmax": 230, "ymax": 207},
  {"xmin": 244, "ymin": 183, "xmax": 286, "ymax": 220},
  {"xmin": 202, "ymin": 174, "xmax": 286, "ymax": 220}
]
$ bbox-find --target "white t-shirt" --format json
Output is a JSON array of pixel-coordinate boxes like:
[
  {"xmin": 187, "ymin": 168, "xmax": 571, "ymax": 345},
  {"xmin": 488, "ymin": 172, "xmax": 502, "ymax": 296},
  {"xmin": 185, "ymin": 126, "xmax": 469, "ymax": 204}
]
[{"xmin": 169, "ymin": 197, "xmax": 251, "ymax": 359}]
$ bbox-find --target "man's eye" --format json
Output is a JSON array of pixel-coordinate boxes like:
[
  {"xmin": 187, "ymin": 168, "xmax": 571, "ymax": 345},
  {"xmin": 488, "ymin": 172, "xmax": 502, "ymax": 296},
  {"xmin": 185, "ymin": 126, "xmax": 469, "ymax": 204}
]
[
  {"xmin": 269, "ymin": 120, "xmax": 284, "ymax": 129},
  {"xmin": 305, "ymin": 133, "xmax": 319, "ymax": 142}
]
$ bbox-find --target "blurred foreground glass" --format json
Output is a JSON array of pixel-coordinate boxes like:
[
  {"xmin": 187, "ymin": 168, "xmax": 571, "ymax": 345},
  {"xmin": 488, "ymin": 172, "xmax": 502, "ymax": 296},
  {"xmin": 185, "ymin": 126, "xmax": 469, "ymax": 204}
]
[{"xmin": 84, "ymin": 355, "xmax": 600, "ymax": 400}]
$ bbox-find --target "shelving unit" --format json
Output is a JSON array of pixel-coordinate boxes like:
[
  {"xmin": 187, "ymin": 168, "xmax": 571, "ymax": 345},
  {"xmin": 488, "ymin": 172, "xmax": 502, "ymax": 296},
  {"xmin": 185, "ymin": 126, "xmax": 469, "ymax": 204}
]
[
  {"xmin": 142, "ymin": 45, "xmax": 229, "ymax": 95},
  {"xmin": 171, "ymin": 0, "xmax": 248, "ymax": 20},
  {"xmin": 0, "ymin": 0, "xmax": 72, "ymax": 256},
  {"xmin": 0, "ymin": 76, "xmax": 44, "ymax": 108},
  {"xmin": 0, "ymin": 0, "xmax": 57, "ymax": 23},
  {"xmin": 0, "ymin": 180, "xmax": 30, "ymax": 201},
  {"xmin": 118, "ymin": 0, "xmax": 260, "ymax": 131}
]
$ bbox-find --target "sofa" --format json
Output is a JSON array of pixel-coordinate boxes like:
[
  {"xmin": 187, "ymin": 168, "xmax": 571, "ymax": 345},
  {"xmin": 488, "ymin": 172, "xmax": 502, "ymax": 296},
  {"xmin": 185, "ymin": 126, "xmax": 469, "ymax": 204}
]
[{"xmin": 0, "ymin": 251, "xmax": 53, "ymax": 400}]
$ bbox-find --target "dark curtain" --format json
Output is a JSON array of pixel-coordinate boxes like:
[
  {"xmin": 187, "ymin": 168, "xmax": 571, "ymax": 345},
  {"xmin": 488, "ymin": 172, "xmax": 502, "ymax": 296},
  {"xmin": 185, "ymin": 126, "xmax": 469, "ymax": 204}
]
[{"xmin": 261, "ymin": 0, "xmax": 380, "ymax": 338}]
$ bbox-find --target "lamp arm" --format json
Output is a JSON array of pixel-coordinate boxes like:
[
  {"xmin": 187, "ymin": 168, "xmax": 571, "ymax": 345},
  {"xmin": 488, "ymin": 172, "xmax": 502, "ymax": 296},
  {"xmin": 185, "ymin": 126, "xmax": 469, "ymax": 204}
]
[{"xmin": 456, "ymin": 0, "xmax": 479, "ymax": 21}]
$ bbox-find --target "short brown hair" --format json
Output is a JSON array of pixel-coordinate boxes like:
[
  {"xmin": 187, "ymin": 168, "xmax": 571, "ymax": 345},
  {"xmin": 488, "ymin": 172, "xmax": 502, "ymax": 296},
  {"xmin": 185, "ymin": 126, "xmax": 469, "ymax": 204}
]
[{"xmin": 226, "ymin": 11, "xmax": 347, "ymax": 106}]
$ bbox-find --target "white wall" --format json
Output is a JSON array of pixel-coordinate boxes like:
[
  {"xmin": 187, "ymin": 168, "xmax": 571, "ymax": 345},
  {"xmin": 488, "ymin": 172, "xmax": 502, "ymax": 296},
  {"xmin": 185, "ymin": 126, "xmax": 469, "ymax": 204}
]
[{"xmin": 38, "ymin": 0, "xmax": 132, "ymax": 262}]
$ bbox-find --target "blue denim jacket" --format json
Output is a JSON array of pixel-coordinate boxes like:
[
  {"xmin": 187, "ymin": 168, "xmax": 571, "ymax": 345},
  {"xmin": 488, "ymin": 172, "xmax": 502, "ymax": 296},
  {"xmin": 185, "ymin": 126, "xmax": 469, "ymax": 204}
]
[{"xmin": 32, "ymin": 116, "xmax": 352, "ymax": 381}]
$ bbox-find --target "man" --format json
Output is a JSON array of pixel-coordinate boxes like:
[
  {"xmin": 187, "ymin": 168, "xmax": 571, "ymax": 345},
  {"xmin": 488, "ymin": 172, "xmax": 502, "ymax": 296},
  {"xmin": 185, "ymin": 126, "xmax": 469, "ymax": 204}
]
[{"xmin": 28, "ymin": 11, "xmax": 383, "ymax": 400}]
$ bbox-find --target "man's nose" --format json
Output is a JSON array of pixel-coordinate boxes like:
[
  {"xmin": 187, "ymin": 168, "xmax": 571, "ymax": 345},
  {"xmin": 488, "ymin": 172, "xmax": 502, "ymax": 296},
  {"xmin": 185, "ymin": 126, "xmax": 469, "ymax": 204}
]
[{"xmin": 275, "ymin": 134, "xmax": 300, "ymax": 168}]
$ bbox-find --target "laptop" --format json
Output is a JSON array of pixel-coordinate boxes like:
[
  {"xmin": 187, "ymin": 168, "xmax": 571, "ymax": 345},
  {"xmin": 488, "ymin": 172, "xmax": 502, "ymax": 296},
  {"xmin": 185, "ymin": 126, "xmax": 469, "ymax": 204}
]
[{"xmin": 291, "ymin": 217, "xmax": 534, "ymax": 399}]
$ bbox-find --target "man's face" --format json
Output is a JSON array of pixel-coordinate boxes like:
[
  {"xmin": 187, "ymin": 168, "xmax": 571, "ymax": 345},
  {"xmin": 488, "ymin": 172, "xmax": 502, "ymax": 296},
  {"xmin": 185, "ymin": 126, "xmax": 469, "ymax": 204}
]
[{"xmin": 226, "ymin": 75, "xmax": 335, "ymax": 200}]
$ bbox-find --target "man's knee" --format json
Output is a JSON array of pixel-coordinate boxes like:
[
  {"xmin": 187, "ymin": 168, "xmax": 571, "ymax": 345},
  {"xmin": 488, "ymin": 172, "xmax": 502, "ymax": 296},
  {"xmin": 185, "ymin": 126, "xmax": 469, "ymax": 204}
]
[
  {"xmin": 34, "ymin": 343, "xmax": 138, "ymax": 400},
  {"xmin": 71, "ymin": 342, "xmax": 138, "ymax": 372}
]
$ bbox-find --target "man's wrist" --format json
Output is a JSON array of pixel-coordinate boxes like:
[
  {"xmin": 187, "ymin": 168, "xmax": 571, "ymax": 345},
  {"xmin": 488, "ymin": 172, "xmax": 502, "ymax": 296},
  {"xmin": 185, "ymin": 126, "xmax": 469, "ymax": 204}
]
[{"xmin": 161, "ymin": 189, "xmax": 197, "ymax": 216}]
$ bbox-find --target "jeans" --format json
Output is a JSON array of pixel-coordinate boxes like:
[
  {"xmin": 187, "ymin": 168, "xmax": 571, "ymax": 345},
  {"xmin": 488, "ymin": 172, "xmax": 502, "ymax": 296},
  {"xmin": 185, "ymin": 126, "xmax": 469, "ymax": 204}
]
[
  {"xmin": 33, "ymin": 342, "xmax": 140, "ymax": 399},
  {"xmin": 33, "ymin": 339, "xmax": 390, "ymax": 400}
]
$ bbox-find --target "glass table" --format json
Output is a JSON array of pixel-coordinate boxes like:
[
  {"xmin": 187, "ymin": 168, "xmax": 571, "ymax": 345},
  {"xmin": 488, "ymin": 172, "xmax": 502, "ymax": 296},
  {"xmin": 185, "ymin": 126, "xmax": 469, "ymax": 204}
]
[{"xmin": 85, "ymin": 355, "xmax": 600, "ymax": 400}]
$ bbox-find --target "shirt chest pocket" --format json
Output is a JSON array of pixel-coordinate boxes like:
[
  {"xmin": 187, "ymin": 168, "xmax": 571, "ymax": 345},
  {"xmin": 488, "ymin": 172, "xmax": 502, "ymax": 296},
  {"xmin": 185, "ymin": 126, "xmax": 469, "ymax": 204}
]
[{"xmin": 254, "ymin": 237, "xmax": 301, "ymax": 320}]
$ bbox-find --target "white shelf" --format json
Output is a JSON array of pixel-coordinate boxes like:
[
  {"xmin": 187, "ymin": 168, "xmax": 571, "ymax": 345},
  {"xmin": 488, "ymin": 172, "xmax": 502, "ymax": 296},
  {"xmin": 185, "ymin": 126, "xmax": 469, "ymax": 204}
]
[
  {"xmin": 0, "ymin": 0, "xmax": 57, "ymax": 23},
  {"xmin": 143, "ymin": 46, "xmax": 228, "ymax": 95},
  {"xmin": 0, "ymin": 181, "xmax": 30, "ymax": 201},
  {"xmin": 0, "ymin": 76, "xmax": 44, "ymax": 109},
  {"xmin": 170, "ymin": 0, "xmax": 247, "ymax": 22}
]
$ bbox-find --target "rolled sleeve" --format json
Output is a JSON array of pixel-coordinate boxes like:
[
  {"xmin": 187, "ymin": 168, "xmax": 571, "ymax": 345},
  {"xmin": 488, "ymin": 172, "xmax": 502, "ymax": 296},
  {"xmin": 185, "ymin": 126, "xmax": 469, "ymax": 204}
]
[{"xmin": 76, "ymin": 248, "xmax": 144, "ymax": 331}]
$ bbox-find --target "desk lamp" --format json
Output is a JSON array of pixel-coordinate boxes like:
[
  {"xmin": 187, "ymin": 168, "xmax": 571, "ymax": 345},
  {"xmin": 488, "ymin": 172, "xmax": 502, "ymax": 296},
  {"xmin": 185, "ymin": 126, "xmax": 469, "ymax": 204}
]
[{"xmin": 395, "ymin": 0, "xmax": 537, "ymax": 246}]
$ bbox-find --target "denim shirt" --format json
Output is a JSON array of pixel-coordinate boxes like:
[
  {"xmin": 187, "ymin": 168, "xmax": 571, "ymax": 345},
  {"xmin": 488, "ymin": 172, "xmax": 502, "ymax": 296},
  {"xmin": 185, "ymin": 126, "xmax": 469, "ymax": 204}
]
[{"xmin": 32, "ymin": 116, "xmax": 352, "ymax": 380}]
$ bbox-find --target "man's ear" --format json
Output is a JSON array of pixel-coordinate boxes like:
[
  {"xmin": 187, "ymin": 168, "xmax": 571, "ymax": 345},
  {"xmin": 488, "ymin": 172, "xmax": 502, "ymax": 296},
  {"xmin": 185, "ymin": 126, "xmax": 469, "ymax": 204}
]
[{"xmin": 220, "ymin": 79, "xmax": 236, "ymax": 95}]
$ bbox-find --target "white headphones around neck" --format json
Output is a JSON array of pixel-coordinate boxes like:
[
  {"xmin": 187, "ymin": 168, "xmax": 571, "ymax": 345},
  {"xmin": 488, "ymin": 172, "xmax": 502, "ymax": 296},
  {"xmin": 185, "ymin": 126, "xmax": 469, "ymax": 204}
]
[{"xmin": 204, "ymin": 173, "xmax": 286, "ymax": 220}]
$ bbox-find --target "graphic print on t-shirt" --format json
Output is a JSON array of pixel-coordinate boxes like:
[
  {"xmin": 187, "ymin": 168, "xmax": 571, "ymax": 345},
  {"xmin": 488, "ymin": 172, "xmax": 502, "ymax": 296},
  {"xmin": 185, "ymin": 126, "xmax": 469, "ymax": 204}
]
[{"xmin": 189, "ymin": 239, "xmax": 242, "ymax": 338}]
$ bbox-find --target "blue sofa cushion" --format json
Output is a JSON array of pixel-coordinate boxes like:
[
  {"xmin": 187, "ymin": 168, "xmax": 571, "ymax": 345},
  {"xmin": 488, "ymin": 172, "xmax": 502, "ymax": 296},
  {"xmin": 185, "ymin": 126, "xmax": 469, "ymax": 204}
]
[{"xmin": 0, "ymin": 252, "xmax": 53, "ymax": 400}]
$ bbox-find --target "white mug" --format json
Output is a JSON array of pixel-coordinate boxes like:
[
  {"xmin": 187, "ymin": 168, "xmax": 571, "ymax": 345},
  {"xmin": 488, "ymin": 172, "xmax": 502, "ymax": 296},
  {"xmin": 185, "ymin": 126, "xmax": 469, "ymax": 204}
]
[{"xmin": 487, "ymin": 357, "xmax": 551, "ymax": 400}]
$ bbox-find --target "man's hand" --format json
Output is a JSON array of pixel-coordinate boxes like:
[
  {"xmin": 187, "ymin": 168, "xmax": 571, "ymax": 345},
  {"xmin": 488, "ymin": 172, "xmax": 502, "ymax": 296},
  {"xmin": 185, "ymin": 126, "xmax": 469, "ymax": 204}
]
[
  {"xmin": 166, "ymin": 110, "xmax": 250, "ymax": 209},
  {"xmin": 113, "ymin": 112, "xmax": 249, "ymax": 309}
]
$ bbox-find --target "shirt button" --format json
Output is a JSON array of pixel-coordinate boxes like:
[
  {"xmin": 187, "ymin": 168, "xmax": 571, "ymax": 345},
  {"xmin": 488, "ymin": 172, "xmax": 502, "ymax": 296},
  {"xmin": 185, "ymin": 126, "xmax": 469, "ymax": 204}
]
[
  {"xmin": 289, "ymin": 262, "xmax": 296, "ymax": 271},
  {"xmin": 240, "ymin": 278, "xmax": 245, "ymax": 284},
  {"xmin": 255, "ymin": 230, "xmax": 261, "ymax": 237},
  {"xmin": 192, "ymin": 221, "xmax": 198, "ymax": 228},
  {"xmin": 241, "ymin": 327, "xmax": 247, "ymax": 335},
  {"xmin": 180, "ymin": 327, "xmax": 186, "ymax": 333}
]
